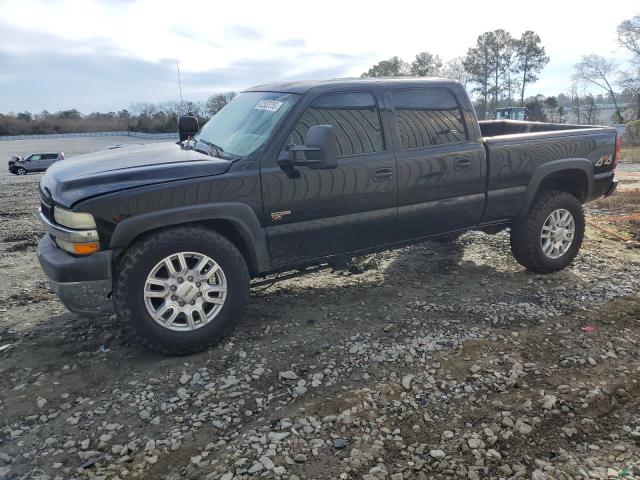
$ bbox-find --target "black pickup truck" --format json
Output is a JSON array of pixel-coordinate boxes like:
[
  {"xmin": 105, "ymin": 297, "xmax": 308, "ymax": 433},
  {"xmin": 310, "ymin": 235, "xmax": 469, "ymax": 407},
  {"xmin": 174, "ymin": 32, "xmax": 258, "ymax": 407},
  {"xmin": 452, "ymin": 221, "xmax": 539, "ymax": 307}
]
[{"xmin": 37, "ymin": 78, "xmax": 619, "ymax": 354}]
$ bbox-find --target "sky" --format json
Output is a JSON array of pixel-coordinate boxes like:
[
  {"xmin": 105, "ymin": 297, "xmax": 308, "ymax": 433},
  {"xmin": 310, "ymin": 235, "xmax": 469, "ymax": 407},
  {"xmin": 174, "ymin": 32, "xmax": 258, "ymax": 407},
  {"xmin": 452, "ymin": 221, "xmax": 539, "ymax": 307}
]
[{"xmin": 0, "ymin": 0, "xmax": 637, "ymax": 113}]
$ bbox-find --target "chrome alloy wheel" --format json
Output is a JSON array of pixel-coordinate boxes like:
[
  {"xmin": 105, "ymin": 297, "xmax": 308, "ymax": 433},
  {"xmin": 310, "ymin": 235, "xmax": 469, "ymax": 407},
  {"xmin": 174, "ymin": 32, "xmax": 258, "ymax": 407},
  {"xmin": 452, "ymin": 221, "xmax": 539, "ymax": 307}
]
[
  {"xmin": 540, "ymin": 208, "xmax": 575, "ymax": 259},
  {"xmin": 143, "ymin": 252, "xmax": 227, "ymax": 331}
]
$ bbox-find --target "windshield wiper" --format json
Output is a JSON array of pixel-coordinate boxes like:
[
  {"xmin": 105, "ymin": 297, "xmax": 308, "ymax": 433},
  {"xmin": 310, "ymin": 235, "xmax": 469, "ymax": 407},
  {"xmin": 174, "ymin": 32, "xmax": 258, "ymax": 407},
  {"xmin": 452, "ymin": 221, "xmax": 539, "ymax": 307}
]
[
  {"xmin": 198, "ymin": 139, "xmax": 229, "ymax": 159},
  {"xmin": 179, "ymin": 137, "xmax": 222, "ymax": 158},
  {"xmin": 180, "ymin": 137, "xmax": 237, "ymax": 160}
]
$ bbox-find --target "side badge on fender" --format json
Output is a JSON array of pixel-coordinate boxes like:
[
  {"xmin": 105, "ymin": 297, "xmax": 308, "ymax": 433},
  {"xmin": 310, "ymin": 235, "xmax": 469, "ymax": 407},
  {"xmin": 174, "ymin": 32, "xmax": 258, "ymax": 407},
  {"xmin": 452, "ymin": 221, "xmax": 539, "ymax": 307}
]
[
  {"xmin": 595, "ymin": 154, "xmax": 613, "ymax": 167},
  {"xmin": 271, "ymin": 210, "xmax": 291, "ymax": 221}
]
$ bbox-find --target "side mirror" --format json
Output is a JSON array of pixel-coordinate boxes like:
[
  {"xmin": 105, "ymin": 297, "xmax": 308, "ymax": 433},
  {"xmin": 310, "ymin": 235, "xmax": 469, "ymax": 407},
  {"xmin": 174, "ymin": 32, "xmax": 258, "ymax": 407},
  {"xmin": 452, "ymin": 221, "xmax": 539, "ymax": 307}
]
[
  {"xmin": 178, "ymin": 115, "xmax": 199, "ymax": 142},
  {"xmin": 278, "ymin": 125, "xmax": 338, "ymax": 170},
  {"xmin": 305, "ymin": 125, "xmax": 337, "ymax": 169}
]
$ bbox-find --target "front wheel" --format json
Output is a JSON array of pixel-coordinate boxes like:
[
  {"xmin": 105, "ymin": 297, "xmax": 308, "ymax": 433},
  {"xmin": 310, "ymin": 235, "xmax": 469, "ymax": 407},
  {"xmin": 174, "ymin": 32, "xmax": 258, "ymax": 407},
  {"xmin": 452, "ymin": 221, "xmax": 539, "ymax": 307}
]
[
  {"xmin": 510, "ymin": 190, "xmax": 585, "ymax": 274},
  {"xmin": 114, "ymin": 226, "xmax": 249, "ymax": 355},
  {"xmin": 15, "ymin": 167, "xmax": 26, "ymax": 175}
]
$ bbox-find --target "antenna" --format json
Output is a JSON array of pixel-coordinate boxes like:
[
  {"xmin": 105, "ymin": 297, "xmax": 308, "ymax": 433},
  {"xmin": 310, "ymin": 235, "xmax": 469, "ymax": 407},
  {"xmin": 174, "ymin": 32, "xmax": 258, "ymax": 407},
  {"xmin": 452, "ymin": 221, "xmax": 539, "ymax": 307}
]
[{"xmin": 176, "ymin": 60, "xmax": 184, "ymax": 111}]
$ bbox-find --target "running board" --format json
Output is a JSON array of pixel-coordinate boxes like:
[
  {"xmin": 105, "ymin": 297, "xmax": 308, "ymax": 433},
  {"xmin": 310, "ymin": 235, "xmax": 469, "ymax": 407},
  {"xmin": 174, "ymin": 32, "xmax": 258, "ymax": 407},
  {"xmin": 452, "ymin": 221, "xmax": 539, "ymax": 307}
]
[{"xmin": 250, "ymin": 264, "xmax": 333, "ymax": 289}]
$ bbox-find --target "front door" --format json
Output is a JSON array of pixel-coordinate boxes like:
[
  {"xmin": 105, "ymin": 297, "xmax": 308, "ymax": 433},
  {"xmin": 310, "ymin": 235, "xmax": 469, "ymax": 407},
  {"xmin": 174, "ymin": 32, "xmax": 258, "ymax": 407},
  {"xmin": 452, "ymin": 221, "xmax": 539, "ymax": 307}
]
[
  {"xmin": 261, "ymin": 91, "xmax": 397, "ymax": 265},
  {"xmin": 390, "ymin": 87, "xmax": 486, "ymax": 240},
  {"xmin": 26, "ymin": 154, "xmax": 41, "ymax": 171}
]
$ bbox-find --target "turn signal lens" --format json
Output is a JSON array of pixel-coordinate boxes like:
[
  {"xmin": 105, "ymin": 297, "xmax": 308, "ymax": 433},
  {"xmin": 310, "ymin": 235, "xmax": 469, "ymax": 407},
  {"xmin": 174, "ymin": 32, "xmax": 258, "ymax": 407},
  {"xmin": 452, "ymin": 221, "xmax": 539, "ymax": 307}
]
[
  {"xmin": 56, "ymin": 238, "xmax": 100, "ymax": 255},
  {"xmin": 72, "ymin": 242, "xmax": 100, "ymax": 255}
]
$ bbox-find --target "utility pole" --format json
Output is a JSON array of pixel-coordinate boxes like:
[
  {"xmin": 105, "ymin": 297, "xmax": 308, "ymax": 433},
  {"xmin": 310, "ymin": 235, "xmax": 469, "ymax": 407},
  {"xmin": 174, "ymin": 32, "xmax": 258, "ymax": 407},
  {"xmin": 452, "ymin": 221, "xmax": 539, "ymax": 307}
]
[{"xmin": 176, "ymin": 60, "xmax": 184, "ymax": 112}]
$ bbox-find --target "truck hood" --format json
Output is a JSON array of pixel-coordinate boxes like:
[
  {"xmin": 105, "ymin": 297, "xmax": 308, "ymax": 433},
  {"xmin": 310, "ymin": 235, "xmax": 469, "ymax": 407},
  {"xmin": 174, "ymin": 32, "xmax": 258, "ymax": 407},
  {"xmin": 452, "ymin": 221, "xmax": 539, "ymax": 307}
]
[{"xmin": 40, "ymin": 142, "xmax": 232, "ymax": 207}]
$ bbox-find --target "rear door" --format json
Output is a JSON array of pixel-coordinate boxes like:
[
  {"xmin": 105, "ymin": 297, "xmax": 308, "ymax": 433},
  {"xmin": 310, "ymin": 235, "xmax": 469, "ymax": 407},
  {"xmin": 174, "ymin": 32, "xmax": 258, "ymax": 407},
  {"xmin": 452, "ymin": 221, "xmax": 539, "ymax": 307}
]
[
  {"xmin": 41, "ymin": 154, "xmax": 58, "ymax": 170},
  {"xmin": 390, "ymin": 88, "xmax": 485, "ymax": 240},
  {"xmin": 261, "ymin": 90, "xmax": 397, "ymax": 265}
]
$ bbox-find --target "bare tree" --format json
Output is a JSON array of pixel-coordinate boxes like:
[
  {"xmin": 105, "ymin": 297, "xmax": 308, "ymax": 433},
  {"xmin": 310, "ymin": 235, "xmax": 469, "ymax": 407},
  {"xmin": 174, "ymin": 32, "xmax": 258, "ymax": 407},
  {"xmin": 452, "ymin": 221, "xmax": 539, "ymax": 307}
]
[
  {"xmin": 572, "ymin": 55, "xmax": 623, "ymax": 123},
  {"xmin": 129, "ymin": 102, "xmax": 158, "ymax": 118},
  {"xmin": 441, "ymin": 57, "xmax": 470, "ymax": 86},
  {"xmin": 617, "ymin": 15, "xmax": 640, "ymax": 61},
  {"xmin": 583, "ymin": 94, "xmax": 598, "ymax": 125},
  {"xmin": 618, "ymin": 74, "xmax": 640, "ymax": 120},
  {"xmin": 617, "ymin": 14, "xmax": 640, "ymax": 119}
]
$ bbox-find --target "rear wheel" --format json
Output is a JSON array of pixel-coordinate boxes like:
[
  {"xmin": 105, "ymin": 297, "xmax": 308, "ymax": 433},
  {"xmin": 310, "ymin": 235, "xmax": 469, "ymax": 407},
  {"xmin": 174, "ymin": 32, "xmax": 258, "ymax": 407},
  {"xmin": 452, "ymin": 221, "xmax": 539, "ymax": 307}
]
[
  {"xmin": 510, "ymin": 190, "xmax": 584, "ymax": 273},
  {"xmin": 114, "ymin": 226, "xmax": 249, "ymax": 355}
]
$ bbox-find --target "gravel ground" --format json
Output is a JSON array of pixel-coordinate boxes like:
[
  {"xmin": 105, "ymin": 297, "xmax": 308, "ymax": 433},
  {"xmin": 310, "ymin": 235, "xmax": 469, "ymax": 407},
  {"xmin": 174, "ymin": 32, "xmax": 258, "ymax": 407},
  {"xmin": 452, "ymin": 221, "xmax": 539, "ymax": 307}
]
[{"xmin": 0, "ymin": 141, "xmax": 639, "ymax": 480}]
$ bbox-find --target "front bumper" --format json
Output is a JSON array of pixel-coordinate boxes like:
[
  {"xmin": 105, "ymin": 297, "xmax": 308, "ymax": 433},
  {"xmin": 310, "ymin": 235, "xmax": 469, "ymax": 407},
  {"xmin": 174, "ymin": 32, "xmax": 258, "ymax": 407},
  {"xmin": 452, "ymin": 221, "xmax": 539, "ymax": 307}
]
[{"xmin": 37, "ymin": 235, "xmax": 114, "ymax": 316}]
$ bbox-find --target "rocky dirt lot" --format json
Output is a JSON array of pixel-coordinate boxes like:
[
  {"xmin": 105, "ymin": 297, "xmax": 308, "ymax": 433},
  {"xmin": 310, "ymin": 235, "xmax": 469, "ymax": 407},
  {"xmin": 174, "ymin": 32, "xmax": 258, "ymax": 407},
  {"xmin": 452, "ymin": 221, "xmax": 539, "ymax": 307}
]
[{"xmin": 0, "ymin": 148, "xmax": 639, "ymax": 480}]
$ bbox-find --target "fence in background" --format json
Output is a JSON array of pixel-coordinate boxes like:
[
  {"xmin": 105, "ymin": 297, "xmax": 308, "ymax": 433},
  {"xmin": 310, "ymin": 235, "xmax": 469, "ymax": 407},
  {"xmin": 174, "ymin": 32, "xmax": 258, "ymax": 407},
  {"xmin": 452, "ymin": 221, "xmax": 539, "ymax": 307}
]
[{"xmin": 0, "ymin": 131, "xmax": 178, "ymax": 141}]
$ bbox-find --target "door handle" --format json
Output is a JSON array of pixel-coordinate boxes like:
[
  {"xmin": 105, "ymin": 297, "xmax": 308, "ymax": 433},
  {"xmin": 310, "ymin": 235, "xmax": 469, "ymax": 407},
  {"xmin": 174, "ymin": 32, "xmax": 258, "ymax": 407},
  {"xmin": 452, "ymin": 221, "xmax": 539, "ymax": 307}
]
[
  {"xmin": 372, "ymin": 167, "xmax": 393, "ymax": 182},
  {"xmin": 454, "ymin": 158, "xmax": 472, "ymax": 170}
]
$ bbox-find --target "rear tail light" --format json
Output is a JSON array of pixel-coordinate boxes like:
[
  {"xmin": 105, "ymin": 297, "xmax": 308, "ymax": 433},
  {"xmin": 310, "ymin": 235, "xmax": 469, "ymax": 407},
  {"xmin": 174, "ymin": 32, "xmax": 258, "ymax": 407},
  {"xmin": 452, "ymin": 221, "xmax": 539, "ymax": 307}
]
[{"xmin": 613, "ymin": 135, "xmax": 621, "ymax": 169}]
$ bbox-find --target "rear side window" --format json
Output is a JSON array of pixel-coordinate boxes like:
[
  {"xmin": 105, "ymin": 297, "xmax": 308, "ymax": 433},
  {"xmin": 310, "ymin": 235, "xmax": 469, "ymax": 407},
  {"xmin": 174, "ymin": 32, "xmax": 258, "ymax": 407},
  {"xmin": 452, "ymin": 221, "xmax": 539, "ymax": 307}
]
[
  {"xmin": 42, "ymin": 154, "xmax": 58, "ymax": 159},
  {"xmin": 290, "ymin": 92, "xmax": 384, "ymax": 157},
  {"xmin": 391, "ymin": 88, "xmax": 468, "ymax": 149}
]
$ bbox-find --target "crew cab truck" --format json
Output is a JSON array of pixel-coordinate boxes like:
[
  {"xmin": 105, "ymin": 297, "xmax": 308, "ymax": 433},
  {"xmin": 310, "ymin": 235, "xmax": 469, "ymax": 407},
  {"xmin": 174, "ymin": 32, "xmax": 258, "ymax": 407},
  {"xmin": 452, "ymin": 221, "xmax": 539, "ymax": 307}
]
[{"xmin": 37, "ymin": 78, "xmax": 619, "ymax": 354}]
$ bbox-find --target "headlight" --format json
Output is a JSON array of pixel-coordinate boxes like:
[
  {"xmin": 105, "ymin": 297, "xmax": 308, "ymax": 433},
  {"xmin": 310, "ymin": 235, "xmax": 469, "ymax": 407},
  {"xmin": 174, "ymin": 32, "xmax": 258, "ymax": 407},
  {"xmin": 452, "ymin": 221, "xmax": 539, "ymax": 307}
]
[{"xmin": 54, "ymin": 207, "xmax": 97, "ymax": 230}]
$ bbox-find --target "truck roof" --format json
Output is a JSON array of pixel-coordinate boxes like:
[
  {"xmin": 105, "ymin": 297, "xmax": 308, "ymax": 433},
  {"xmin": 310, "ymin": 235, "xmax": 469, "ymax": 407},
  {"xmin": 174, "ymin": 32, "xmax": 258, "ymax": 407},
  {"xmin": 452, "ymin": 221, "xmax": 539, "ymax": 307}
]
[{"xmin": 245, "ymin": 77, "xmax": 460, "ymax": 94}]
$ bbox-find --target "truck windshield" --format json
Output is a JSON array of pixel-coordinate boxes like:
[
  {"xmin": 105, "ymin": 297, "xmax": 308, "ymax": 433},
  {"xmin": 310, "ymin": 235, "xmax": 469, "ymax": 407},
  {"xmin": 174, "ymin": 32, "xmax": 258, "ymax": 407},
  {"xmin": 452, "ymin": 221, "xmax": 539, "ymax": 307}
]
[{"xmin": 194, "ymin": 91, "xmax": 299, "ymax": 158}]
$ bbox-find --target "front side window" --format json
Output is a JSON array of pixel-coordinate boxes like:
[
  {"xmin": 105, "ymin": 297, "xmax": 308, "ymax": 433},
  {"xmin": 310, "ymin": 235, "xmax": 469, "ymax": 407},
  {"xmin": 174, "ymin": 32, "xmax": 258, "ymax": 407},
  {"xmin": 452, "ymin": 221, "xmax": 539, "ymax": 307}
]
[
  {"xmin": 29, "ymin": 155, "xmax": 41, "ymax": 161},
  {"xmin": 290, "ymin": 92, "xmax": 384, "ymax": 157},
  {"xmin": 391, "ymin": 88, "xmax": 468, "ymax": 149},
  {"xmin": 195, "ymin": 91, "xmax": 299, "ymax": 158}
]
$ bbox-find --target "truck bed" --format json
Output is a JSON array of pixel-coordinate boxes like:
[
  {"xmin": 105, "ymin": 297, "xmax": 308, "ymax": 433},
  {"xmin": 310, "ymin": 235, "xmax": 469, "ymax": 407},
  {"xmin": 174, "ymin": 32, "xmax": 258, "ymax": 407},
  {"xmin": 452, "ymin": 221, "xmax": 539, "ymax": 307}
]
[{"xmin": 478, "ymin": 120, "xmax": 617, "ymax": 224}]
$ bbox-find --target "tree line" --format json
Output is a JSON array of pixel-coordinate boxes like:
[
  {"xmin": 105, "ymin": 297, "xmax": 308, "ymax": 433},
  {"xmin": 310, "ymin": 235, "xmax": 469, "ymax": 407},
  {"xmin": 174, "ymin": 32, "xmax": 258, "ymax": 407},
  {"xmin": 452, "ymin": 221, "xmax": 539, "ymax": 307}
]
[
  {"xmin": 362, "ymin": 30, "xmax": 549, "ymax": 119},
  {"xmin": 362, "ymin": 14, "xmax": 640, "ymax": 125},
  {"xmin": 0, "ymin": 92, "xmax": 237, "ymax": 136}
]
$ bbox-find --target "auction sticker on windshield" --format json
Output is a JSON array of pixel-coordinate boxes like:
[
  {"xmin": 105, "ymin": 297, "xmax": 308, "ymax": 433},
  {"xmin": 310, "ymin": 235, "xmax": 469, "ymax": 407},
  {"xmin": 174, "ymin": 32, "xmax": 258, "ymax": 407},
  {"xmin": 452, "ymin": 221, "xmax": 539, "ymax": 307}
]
[{"xmin": 254, "ymin": 100, "xmax": 283, "ymax": 112}]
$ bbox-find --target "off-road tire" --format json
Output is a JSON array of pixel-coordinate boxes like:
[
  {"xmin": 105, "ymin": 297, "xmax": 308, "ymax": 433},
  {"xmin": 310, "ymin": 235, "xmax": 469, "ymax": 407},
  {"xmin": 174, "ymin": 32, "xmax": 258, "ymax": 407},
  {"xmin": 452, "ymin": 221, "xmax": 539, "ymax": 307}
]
[
  {"xmin": 510, "ymin": 190, "xmax": 585, "ymax": 274},
  {"xmin": 114, "ymin": 226, "xmax": 249, "ymax": 355}
]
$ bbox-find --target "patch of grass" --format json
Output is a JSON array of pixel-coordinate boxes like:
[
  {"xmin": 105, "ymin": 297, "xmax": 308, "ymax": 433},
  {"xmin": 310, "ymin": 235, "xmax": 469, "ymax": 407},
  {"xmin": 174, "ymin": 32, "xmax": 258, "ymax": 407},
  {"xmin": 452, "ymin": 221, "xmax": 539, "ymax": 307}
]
[
  {"xmin": 589, "ymin": 188, "xmax": 640, "ymax": 239},
  {"xmin": 621, "ymin": 147, "xmax": 640, "ymax": 163},
  {"xmin": 591, "ymin": 188, "xmax": 640, "ymax": 214}
]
